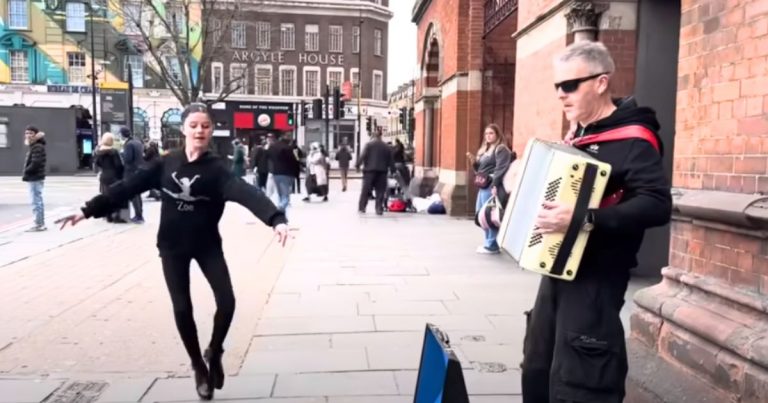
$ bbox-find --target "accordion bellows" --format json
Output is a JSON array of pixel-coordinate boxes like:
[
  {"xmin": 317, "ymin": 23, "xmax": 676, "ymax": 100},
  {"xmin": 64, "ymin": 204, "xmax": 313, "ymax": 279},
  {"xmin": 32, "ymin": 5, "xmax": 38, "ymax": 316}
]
[{"xmin": 497, "ymin": 139, "xmax": 612, "ymax": 281}]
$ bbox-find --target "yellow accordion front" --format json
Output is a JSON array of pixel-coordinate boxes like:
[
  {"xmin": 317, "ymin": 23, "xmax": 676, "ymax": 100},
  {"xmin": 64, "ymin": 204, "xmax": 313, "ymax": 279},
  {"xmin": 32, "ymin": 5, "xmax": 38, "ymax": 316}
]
[{"xmin": 498, "ymin": 138, "xmax": 612, "ymax": 281}]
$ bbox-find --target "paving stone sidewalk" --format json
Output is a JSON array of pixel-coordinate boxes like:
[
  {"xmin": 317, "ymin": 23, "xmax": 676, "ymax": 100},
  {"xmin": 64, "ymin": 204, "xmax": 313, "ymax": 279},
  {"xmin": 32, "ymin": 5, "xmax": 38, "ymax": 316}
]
[{"xmin": 0, "ymin": 181, "xmax": 650, "ymax": 402}]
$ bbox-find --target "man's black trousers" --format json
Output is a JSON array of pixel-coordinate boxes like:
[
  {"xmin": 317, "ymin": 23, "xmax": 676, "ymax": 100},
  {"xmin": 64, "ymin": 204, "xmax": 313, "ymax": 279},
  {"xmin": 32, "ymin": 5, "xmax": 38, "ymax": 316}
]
[
  {"xmin": 521, "ymin": 272, "xmax": 629, "ymax": 403},
  {"xmin": 359, "ymin": 170, "xmax": 387, "ymax": 212}
]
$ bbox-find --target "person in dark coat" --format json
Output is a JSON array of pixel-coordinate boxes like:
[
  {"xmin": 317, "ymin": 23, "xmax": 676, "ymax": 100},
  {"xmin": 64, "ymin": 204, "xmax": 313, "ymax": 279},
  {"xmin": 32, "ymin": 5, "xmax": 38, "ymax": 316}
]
[
  {"xmin": 22, "ymin": 125, "xmax": 47, "ymax": 231},
  {"xmin": 144, "ymin": 141, "xmax": 162, "ymax": 200},
  {"xmin": 119, "ymin": 127, "xmax": 145, "ymax": 223},
  {"xmin": 335, "ymin": 143, "xmax": 352, "ymax": 192},
  {"xmin": 230, "ymin": 139, "xmax": 246, "ymax": 177},
  {"xmin": 95, "ymin": 133, "xmax": 129, "ymax": 223},
  {"xmin": 356, "ymin": 132, "xmax": 395, "ymax": 215},
  {"xmin": 392, "ymin": 139, "xmax": 411, "ymax": 187}
]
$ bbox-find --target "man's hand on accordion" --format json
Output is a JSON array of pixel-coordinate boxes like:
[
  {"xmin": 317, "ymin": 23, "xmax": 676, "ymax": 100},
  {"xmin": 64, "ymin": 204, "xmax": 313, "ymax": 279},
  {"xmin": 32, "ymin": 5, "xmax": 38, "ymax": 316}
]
[{"xmin": 535, "ymin": 201, "xmax": 574, "ymax": 234}]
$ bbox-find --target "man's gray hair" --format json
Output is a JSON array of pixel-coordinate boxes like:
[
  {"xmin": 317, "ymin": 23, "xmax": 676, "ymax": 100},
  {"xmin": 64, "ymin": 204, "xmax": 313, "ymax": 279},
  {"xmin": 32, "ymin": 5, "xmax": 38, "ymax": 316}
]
[{"xmin": 555, "ymin": 41, "xmax": 616, "ymax": 75}]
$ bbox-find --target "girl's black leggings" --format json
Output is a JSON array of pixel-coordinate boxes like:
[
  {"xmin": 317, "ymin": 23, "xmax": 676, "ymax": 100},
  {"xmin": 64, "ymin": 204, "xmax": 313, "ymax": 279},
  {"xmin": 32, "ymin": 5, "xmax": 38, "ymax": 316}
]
[{"xmin": 161, "ymin": 247, "xmax": 235, "ymax": 367}]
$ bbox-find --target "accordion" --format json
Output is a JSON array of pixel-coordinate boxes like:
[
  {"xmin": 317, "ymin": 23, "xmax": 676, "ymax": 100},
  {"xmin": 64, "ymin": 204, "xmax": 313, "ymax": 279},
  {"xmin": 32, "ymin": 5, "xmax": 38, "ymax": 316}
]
[{"xmin": 497, "ymin": 138, "xmax": 612, "ymax": 281}]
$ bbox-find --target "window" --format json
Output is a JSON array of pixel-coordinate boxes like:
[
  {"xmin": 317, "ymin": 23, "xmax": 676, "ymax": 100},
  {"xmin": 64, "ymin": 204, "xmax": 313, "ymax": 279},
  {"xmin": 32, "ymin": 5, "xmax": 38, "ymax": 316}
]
[
  {"xmin": 279, "ymin": 66, "xmax": 296, "ymax": 96},
  {"xmin": 230, "ymin": 63, "xmax": 248, "ymax": 94},
  {"xmin": 255, "ymin": 65, "xmax": 272, "ymax": 95},
  {"xmin": 352, "ymin": 26, "xmax": 360, "ymax": 54},
  {"xmin": 350, "ymin": 68, "xmax": 360, "ymax": 87},
  {"xmin": 303, "ymin": 67, "xmax": 320, "ymax": 97},
  {"xmin": 304, "ymin": 24, "xmax": 319, "ymax": 51},
  {"xmin": 123, "ymin": 1, "xmax": 141, "ymax": 34},
  {"xmin": 232, "ymin": 21, "xmax": 246, "ymax": 49},
  {"xmin": 327, "ymin": 68, "xmax": 343, "ymax": 91},
  {"xmin": 10, "ymin": 50, "xmax": 29, "ymax": 83},
  {"xmin": 123, "ymin": 55, "xmax": 144, "ymax": 88},
  {"xmin": 0, "ymin": 123, "xmax": 8, "ymax": 148},
  {"xmin": 211, "ymin": 18, "xmax": 222, "ymax": 43},
  {"xmin": 211, "ymin": 62, "xmax": 223, "ymax": 94},
  {"xmin": 168, "ymin": 3, "xmax": 185, "ymax": 34},
  {"xmin": 67, "ymin": 52, "xmax": 86, "ymax": 83},
  {"xmin": 256, "ymin": 21, "xmax": 270, "ymax": 49},
  {"xmin": 280, "ymin": 23, "xmax": 295, "ymax": 50},
  {"xmin": 8, "ymin": 0, "xmax": 28, "ymax": 29},
  {"xmin": 329, "ymin": 25, "xmax": 343, "ymax": 53},
  {"xmin": 164, "ymin": 55, "xmax": 182, "ymax": 83},
  {"xmin": 66, "ymin": 2, "xmax": 86, "ymax": 32},
  {"xmin": 374, "ymin": 29, "xmax": 382, "ymax": 56},
  {"xmin": 373, "ymin": 70, "xmax": 383, "ymax": 100}
]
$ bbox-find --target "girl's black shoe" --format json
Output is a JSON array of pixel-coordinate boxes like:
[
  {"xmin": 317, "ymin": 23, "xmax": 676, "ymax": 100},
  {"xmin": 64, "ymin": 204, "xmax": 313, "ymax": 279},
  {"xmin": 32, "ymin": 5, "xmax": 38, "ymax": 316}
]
[
  {"xmin": 193, "ymin": 364, "xmax": 213, "ymax": 400},
  {"xmin": 204, "ymin": 347, "xmax": 225, "ymax": 390}
]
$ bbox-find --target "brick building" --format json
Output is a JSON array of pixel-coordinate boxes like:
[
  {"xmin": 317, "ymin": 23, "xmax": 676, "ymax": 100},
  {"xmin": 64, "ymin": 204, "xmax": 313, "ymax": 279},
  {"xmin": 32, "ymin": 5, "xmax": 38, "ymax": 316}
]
[
  {"xmin": 204, "ymin": 0, "xmax": 392, "ymax": 157},
  {"xmin": 412, "ymin": 0, "xmax": 768, "ymax": 401},
  {"xmin": 386, "ymin": 80, "xmax": 414, "ymax": 145}
]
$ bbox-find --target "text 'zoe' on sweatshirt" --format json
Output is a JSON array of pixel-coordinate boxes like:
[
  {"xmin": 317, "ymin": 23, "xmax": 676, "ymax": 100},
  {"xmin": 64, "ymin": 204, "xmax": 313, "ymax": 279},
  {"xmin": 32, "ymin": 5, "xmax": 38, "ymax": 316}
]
[{"xmin": 81, "ymin": 149, "xmax": 288, "ymax": 253}]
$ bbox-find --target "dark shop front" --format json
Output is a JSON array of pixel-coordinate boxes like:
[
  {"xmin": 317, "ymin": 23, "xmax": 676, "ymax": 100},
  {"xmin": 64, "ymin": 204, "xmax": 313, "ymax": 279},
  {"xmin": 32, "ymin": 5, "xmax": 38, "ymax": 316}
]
[{"xmin": 210, "ymin": 101, "xmax": 296, "ymax": 156}]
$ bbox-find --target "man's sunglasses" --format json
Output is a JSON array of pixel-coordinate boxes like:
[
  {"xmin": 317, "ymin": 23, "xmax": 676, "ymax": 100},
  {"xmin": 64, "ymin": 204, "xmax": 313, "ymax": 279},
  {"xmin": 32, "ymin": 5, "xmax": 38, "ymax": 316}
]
[{"xmin": 554, "ymin": 72, "xmax": 608, "ymax": 93}]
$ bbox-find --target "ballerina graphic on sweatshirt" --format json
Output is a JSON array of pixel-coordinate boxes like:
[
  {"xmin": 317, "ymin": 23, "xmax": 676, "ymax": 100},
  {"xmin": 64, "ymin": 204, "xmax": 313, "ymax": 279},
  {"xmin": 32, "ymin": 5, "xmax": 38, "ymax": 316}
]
[{"xmin": 163, "ymin": 172, "xmax": 210, "ymax": 202}]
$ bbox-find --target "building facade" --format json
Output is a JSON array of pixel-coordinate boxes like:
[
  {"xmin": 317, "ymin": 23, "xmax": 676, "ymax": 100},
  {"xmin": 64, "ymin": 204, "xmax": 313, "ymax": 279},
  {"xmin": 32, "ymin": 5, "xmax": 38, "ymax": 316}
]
[
  {"xmin": 202, "ymin": 0, "xmax": 392, "ymax": 158},
  {"xmin": 0, "ymin": 0, "xmax": 200, "ymax": 143},
  {"xmin": 385, "ymin": 80, "xmax": 414, "ymax": 144},
  {"xmin": 412, "ymin": 0, "xmax": 768, "ymax": 401},
  {"xmin": 0, "ymin": 0, "xmax": 391, "ymax": 168}
]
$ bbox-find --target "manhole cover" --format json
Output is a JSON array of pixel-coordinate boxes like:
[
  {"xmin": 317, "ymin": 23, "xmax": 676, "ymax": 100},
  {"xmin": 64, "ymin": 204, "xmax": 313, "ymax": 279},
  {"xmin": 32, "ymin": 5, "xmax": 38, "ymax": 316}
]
[
  {"xmin": 474, "ymin": 362, "xmax": 508, "ymax": 373},
  {"xmin": 44, "ymin": 381, "xmax": 108, "ymax": 403}
]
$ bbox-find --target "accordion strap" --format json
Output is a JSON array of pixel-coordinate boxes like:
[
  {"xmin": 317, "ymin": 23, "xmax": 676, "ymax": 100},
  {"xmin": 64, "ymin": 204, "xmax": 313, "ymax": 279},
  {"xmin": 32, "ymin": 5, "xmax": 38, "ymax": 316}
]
[
  {"xmin": 572, "ymin": 125, "xmax": 661, "ymax": 208},
  {"xmin": 572, "ymin": 125, "xmax": 660, "ymax": 152},
  {"xmin": 550, "ymin": 163, "xmax": 598, "ymax": 277}
]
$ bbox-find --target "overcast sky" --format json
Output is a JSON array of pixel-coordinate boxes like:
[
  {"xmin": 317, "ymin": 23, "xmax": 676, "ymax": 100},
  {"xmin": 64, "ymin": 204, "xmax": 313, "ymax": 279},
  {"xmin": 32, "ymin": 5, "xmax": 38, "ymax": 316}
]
[{"xmin": 387, "ymin": 2, "xmax": 418, "ymax": 93}]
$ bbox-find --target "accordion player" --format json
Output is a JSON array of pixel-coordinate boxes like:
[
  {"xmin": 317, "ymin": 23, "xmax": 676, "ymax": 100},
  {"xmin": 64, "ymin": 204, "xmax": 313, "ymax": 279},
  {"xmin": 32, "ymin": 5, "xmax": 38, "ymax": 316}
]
[{"xmin": 497, "ymin": 138, "xmax": 612, "ymax": 281}]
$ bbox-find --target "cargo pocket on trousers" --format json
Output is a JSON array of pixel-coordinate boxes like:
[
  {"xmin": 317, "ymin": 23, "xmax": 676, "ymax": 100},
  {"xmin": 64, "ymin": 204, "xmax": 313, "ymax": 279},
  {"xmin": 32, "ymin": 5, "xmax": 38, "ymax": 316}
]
[{"xmin": 559, "ymin": 331, "xmax": 623, "ymax": 391}]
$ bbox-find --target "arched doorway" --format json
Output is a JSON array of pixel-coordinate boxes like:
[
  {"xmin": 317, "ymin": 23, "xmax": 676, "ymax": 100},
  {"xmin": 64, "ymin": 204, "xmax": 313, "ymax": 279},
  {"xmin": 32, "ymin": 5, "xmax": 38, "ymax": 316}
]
[
  {"xmin": 161, "ymin": 108, "xmax": 183, "ymax": 150},
  {"xmin": 421, "ymin": 28, "xmax": 442, "ymax": 169},
  {"xmin": 132, "ymin": 107, "xmax": 149, "ymax": 141}
]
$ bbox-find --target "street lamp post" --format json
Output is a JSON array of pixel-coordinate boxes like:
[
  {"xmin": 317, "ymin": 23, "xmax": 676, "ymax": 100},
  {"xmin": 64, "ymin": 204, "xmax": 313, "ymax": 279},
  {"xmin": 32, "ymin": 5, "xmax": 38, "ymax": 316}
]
[
  {"xmin": 355, "ymin": 15, "xmax": 363, "ymax": 161},
  {"xmin": 89, "ymin": 0, "xmax": 99, "ymax": 169}
]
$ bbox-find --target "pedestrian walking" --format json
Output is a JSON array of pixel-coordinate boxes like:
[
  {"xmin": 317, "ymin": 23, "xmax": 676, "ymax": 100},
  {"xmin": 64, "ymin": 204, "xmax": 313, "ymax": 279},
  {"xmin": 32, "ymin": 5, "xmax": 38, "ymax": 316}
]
[
  {"xmin": 290, "ymin": 140, "xmax": 304, "ymax": 194},
  {"xmin": 335, "ymin": 143, "xmax": 352, "ymax": 192},
  {"xmin": 21, "ymin": 125, "xmax": 47, "ymax": 232},
  {"xmin": 467, "ymin": 123, "xmax": 513, "ymax": 254},
  {"xmin": 229, "ymin": 139, "xmax": 246, "ymax": 177},
  {"xmin": 356, "ymin": 131, "xmax": 394, "ymax": 215},
  {"xmin": 57, "ymin": 103, "xmax": 290, "ymax": 400},
  {"xmin": 119, "ymin": 127, "xmax": 145, "ymax": 223},
  {"xmin": 94, "ymin": 133, "xmax": 129, "ymax": 223},
  {"xmin": 303, "ymin": 142, "xmax": 329, "ymax": 202},
  {"xmin": 265, "ymin": 133, "xmax": 296, "ymax": 211}
]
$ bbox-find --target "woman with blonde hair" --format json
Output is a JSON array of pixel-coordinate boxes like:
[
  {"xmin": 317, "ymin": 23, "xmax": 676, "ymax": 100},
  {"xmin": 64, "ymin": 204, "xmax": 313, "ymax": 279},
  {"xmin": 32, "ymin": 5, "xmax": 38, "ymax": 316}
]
[
  {"xmin": 467, "ymin": 123, "xmax": 513, "ymax": 254},
  {"xmin": 94, "ymin": 133, "xmax": 129, "ymax": 223}
]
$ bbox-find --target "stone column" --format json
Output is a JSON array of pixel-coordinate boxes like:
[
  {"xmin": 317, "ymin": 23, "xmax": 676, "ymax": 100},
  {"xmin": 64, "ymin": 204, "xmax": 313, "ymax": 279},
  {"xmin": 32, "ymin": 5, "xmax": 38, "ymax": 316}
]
[
  {"xmin": 565, "ymin": 1, "xmax": 608, "ymax": 42},
  {"xmin": 424, "ymin": 100, "xmax": 434, "ymax": 168}
]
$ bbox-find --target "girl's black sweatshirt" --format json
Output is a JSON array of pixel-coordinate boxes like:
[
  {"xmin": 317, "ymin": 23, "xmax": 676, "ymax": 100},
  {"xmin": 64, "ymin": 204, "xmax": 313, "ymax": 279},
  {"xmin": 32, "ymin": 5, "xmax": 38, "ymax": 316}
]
[{"xmin": 81, "ymin": 149, "xmax": 287, "ymax": 253}]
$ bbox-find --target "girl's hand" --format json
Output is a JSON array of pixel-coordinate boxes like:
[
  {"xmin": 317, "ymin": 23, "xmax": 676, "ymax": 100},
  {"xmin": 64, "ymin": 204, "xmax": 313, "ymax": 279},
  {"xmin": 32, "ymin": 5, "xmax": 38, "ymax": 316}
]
[
  {"xmin": 273, "ymin": 224, "xmax": 294, "ymax": 247},
  {"xmin": 56, "ymin": 213, "xmax": 86, "ymax": 230}
]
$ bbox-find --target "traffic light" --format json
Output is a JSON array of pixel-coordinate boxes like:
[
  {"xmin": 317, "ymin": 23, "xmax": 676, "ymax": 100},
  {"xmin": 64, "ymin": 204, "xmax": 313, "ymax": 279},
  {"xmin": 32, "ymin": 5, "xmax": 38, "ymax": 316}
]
[
  {"xmin": 339, "ymin": 100, "xmax": 345, "ymax": 118},
  {"xmin": 365, "ymin": 116, "xmax": 372, "ymax": 132},
  {"xmin": 287, "ymin": 112, "xmax": 295, "ymax": 127},
  {"xmin": 399, "ymin": 108, "xmax": 407, "ymax": 130},
  {"xmin": 312, "ymin": 98, "xmax": 323, "ymax": 119},
  {"xmin": 300, "ymin": 100, "xmax": 307, "ymax": 126}
]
